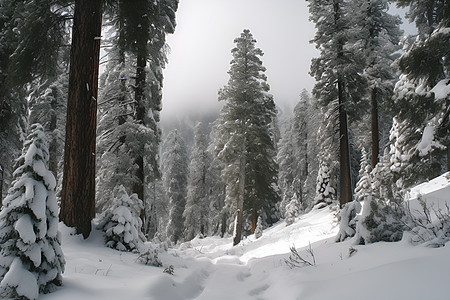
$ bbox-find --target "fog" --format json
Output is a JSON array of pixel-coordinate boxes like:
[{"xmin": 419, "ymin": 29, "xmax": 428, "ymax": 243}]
[{"xmin": 161, "ymin": 0, "xmax": 317, "ymax": 124}]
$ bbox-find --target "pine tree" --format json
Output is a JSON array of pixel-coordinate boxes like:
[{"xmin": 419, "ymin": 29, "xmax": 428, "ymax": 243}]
[
  {"xmin": 183, "ymin": 123, "xmax": 210, "ymax": 241},
  {"xmin": 277, "ymin": 91, "xmax": 316, "ymax": 215},
  {"xmin": 213, "ymin": 29, "xmax": 280, "ymax": 245},
  {"xmin": 161, "ymin": 129, "xmax": 188, "ymax": 244},
  {"xmin": 97, "ymin": 185, "xmax": 145, "ymax": 252},
  {"xmin": 351, "ymin": 0, "xmax": 402, "ymax": 168},
  {"xmin": 254, "ymin": 216, "xmax": 263, "ymax": 239},
  {"xmin": 308, "ymin": 0, "xmax": 367, "ymax": 207},
  {"xmin": 354, "ymin": 148, "xmax": 372, "ymax": 203},
  {"xmin": 313, "ymin": 163, "xmax": 336, "ymax": 209},
  {"xmin": 0, "ymin": 0, "xmax": 69, "ymax": 202},
  {"xmin": 285, "ymin": 193, "xmax": 301, "ymax": 226},
  {"xmin": 393, "ymin": 0, "xmax": 449, "ymax": 174},
  {"xmin": 0, "ymin": 124, "xmax": 65, "ymax": 299}
]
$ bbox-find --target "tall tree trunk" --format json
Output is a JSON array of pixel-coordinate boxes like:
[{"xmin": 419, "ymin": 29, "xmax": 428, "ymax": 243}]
[
  {"xmin": 251, "ymin": 209, "xmax": 257, "ymax": 234},
  {"xmin": 60, "ymin": 0, "xmax": 102, "ymax": 239},
  {"xmin": 233, "ymin": 144, "xmax": 246, "ymax": 246},
  {"xmin": 371, "ymin": 87, "xmax": 379, "ymax": 168},
  {"xmin": 132, "ymin": 51, "xmax": 146, "ymax": 223},
  {"xmin": 338, "ymin": 78, "xmax": 352, "ymax": 208}
]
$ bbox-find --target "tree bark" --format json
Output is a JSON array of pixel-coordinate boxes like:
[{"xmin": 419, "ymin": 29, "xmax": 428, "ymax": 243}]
[
  {"xmin": 370, "ymin": 87, "xmax": 379, "ymax": 168},
  {"xmin": 338, "ymin": 78, "xmax": 352, "ymax": 208},
  {"xmin": 132, "ymin": 51, "xmax": 146, "ymax": 224},
  {"xmin": 60, "ymin": 0, "xmax": 102, "ymax": 239},
  {"xmin": 233, "ymin": 144, "xmax": 246, "ymax": 246}
]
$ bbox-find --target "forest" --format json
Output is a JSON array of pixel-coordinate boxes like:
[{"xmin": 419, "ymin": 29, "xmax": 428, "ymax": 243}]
[{"xmin": 0, "ymin": 0, "xmax": 449, "ymax": 299}]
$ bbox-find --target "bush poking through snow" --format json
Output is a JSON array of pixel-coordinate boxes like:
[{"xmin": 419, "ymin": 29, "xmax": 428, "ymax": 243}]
[
  {"xmin": 97, "ymin": 185, "xmax": 145, "ymax": 252},
  {"xmin": 406, "ymin": 196, "xmax": 450, "ymax": 248},
  {"xmin": 284, "ymin": 243, "xmax": 316, "ymax": 268},
  {"xmin": 137, "ymin": 246, "xmax": 162, "ymax": 267},
  {"xmin": 163, "ymin": 265, "xmax": 174, "ymax": 275},
  {"xmin": 355, "ymin": 196, "xmax": 405, "ymax": 244},
  {"xmin": 0, "ymin": 124, "xmax": 65, "ymax": 299},
  {"xmin": 335, "ymin": 200, "xmax": 362, "ymax": 242}
]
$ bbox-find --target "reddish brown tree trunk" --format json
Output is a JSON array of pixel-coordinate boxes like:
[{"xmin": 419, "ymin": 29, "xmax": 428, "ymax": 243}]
[
  {"xmin": 371, "ymin": 87, "xmax": 379, "ymax": 168},
  {"xmin": 338, "ymin": 78, "xmax": 352, "ymax": 208},
  {"xmin": 60, "ymin": 0, "xmax": 102, "ymax": 239}
]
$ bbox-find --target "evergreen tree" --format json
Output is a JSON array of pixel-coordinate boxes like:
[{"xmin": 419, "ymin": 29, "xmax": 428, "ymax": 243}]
[
  {"xmin": 354, "ymin": 148, "xmax": 372, "ymax": 203},
  {"xmin": 183, "ymin": 123, "xmax": 210, "ymax": 241},
  {"xmin": 0, "ymin": 0, "xmax": 70, "ymax": 202},
  {"xmin": 277, "ymin": 90, "xmax": 316, "ymax": 214},
  {"xmin": 285, "ymin": 193, "xmax": 300, "ymax": 226},
  {"xmin": 313, "ymin": 163, "xmax": 336, "ymax": 209},
  {"xmin": 308, "ymin": 0, "xmax": 367, "ymax": 207},
  {"xmin": 161, "ymin": 129, "xmax": 188, "ymax": 244},
  {"xmin": 213, "ymin": 29, "xmax": 280, "ymax": 246},
  {"xmin": 393, "ymin": 0, "xmax": 449, "ymax": 174},
  {"xmin": 254, "ymin": 216, "xmax": 263, "ymax": 239},
  {"xmin": 352, "ymin": 0, "xmax": 402, "ymax": 168},
  {"xmin": 0, "ymin": 124, "xmax": 64, "ymax": 299},
  {"xmin": 97, "ymin": 185, "xmax": 145, "ymax": 252}
]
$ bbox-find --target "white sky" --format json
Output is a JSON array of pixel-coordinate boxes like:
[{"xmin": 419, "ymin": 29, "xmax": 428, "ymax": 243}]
[
  {"xmin": 160, "ymin": 1, "xmax": 415, "ymax": 121},
  {"xmin": 161, "ymin": 0, "xmax": 317, "ymax": 120}
]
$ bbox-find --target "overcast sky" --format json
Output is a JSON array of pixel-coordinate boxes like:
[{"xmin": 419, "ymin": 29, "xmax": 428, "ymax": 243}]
[
  {"xmin": 160, "ymin": 0, "xmax": 414, "ymax": 121},
  {"xmin": 161, "ymin": 0, "xmax": 317, "ymax": 120}
]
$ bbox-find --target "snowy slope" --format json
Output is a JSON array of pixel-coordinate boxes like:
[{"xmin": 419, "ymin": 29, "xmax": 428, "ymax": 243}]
[{"xmin": 41, "ymin": 173, "xmax": 450, "ymax": 300}]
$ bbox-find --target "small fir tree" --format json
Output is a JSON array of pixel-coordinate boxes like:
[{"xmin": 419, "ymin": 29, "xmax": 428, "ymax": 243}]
[
  {"xmin": 97, "ymin": 185, "xmax": 145, "ymax": 252},
  {"xmin": 313, "ymin": 163, "xmax": 336, "ymax": 209},
  {"xmin": 0, "ymin": 124, "xmax": 65, "ymax": 299},
  {"xmin": 254, "ymin": 216, "xmax": 263, "ymax": 239},
  {"xmin": 285, "ymin": 194, "xmax": 300, "ymax": 226}
]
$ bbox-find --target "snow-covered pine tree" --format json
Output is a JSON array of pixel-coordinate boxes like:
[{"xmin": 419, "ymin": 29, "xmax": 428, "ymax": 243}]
[
  {"xmin": 254, "ymin": 216, "xmax": 263, "ymax": 239},
  {"xmin": 354, "ymin": 148, "xmax": 373, "ymax": 203},
  {"xmin": 0, "ymin": 124, "xmax": 64, "ymax": 299},
  {"xmin": 350, "ymin": 0, "xmax": 402, "ymax": 168},
  {"xmin": 308, "ymin": 0, "xmax": 367, "ymax": 207},
  {"xmin": 183, "ymin": 122, "xmax": 211, "ymax": 241},
  {"xmin": 213, "ymin": 29, "xmax": 280, "ymax": 245},
  {"xmin": 393, "ymin": 0, "xmax": 449, "ymax": 174},
  {"xmin": 277, "ymin": 90, "xmax": 317, "ymax": 215},
  {"xmin": 162, "ymin": 129, "xmax": 188, "ymax": 244},
  {"xmin": 206, "ymin": 125, "xmax": 227, "ymax": 237},
  {"xmin": 354, "ymin": 147, "xmax": 405, "ymax": 245},
  {"xmin": 96, "ymin": 45, "xmax": 142, "ymax": 214},
  {"xmin": 313, "ymin": 163, "xmax": 336, "ymax": 209},
  {"xmin": 285, "ymin": 193, "xmax": 301, "ymax": 226},
  {"xmin": 97, "ymin": 185, "xmax": 145, "ymax": 252}
]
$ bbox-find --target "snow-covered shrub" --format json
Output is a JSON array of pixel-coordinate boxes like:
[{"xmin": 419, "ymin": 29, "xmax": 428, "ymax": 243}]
[
  {"xmin": 313, "ymin": 163, "xmax": 336, "ymax": 209},
  {"xmin": 137, "ymin": 245, "xmax": 162, "ymax": 267},
  {"xmin": 285, "ymin": 194, "xmax": 300, "ymax": 226},
  {"xmin": 406, "ymin": 196, "xmax": 450, "ymax": 248},
  {"xmin": 254, "ymin": 216, "xmax": 263, "ymax": 239},
  {"xmin": 335, "ymin": 200, "xmax": 362, "ymax": 242},
  {"xmin": 97, "ymin": 185, "xmax": 145, "ymax": 252},
  {"xmin": 355, "ymin": 196, "xmax": 405, "ymax": 244},
  {"xmin": 0, "ymin": 124, "xmax": 65, "ymax": 299}
]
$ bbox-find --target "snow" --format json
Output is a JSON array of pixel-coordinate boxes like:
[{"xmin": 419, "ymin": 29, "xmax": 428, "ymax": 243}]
[
  {"xmin": 416, "ymin": 125, "xmax": 436, "ymax": 156},
  {"xmin": 37, "ymin": 173, "xmax": 450, "ymax": 300},
  {"xmin": 430, "ymin": 79, "xmax": 450, "ymax": 100}
]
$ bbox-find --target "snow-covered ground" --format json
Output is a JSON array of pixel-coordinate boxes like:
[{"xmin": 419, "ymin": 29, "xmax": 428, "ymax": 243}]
[{"xmin": 41, "ymin": 173, "xmax": 450, "ymax": 300}]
